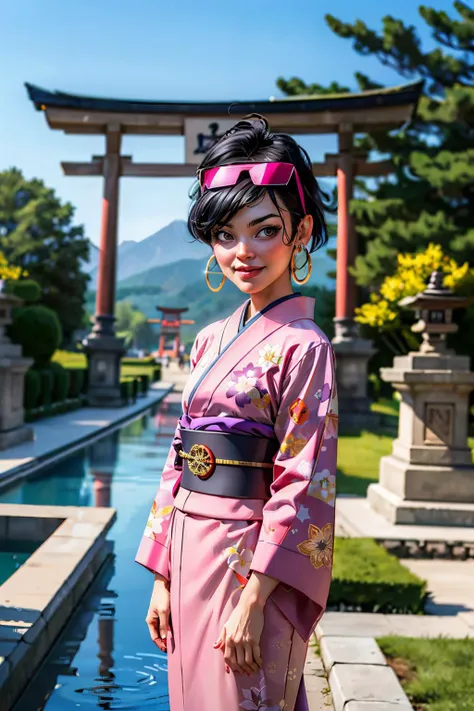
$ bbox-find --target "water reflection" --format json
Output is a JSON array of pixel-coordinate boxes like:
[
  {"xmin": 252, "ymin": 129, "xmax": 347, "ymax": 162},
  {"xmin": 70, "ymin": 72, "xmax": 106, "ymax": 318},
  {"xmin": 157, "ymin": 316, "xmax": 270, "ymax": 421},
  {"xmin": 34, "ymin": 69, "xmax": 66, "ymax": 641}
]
[
  {"xmin": 89, "ymin": 431, "xmax": 120, "ymax": 508},
  {"xmin": 4, "ymin": 403, "xmax": 180, "ymax": 710},
  {"xmin": 14, "ymin": 556, "xmax": 169, "ymax": 710},
  {"xmin": 0, "ymin": 451, "xmax": 89, "ymax": 506}
]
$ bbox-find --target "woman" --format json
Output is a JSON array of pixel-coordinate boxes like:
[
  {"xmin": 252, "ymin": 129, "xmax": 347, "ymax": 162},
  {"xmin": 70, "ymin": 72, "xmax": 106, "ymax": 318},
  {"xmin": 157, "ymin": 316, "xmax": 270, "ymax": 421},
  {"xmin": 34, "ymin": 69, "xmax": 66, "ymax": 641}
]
[{"xmin": 136, "ymin": 116, "xmax": 338, "ymax": 711}]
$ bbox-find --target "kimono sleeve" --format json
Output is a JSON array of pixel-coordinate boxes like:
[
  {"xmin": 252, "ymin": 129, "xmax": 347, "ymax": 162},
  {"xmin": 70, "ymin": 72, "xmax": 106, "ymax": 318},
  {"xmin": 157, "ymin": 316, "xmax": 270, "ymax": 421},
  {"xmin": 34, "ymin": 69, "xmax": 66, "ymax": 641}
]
[
  {"xmin": 134, "ymin": 336, "xmax": 201, "ymax": 578},
  {"xmin": 249, "ymin": 342, "xmax": 338, "ymax": 636}
]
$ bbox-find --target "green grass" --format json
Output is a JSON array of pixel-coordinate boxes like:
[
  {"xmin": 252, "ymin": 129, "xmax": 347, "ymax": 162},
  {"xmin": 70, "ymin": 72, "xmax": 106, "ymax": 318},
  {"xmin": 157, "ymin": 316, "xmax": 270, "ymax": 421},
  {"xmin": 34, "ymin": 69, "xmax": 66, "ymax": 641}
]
[
  {"xmin": 330, "ymin": 538, "xmax": 427, "ymax": 613},
  {"xmin": 377, "ymin": 636, "xmax": 474, "ymax": 711},
  {"xmin": 337, "ymin": 430, "xmax": 393, "ymax": 496},
  {"xmin": 53, "ymin": 350, "xmax": 159, "ymax": 381},
  {"xmin": 371, "ymin": 397, "xmax": 400, "ymax": 418}
]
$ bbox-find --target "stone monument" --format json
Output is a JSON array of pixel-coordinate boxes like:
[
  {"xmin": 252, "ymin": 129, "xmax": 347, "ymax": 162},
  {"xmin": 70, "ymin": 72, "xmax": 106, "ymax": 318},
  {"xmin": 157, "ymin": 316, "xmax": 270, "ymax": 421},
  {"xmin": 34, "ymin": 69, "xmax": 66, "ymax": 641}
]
[
  {"xmin": 368, "ymin": 271, "xmax": 474, "ymax": 526},
  {"xmin": 0, "ymin": 281, "xmax": 34, "ymax": 450}
]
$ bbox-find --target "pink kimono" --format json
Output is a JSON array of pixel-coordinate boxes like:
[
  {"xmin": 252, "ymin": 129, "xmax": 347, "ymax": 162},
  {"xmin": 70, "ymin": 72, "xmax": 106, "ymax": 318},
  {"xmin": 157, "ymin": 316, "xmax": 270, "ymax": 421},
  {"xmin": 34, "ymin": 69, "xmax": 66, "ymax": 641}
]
[{"xmin": 136, "ymin": 293, "xmax": 338, "ymax": 711}]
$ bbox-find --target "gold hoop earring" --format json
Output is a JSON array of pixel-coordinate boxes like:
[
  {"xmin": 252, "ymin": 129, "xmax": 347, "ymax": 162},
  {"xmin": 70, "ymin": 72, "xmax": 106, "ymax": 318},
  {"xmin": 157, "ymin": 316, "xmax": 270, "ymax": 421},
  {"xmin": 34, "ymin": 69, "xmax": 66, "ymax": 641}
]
[
  {"xmin": 291, "ymin": 245, "xmax": 312, "ymax": 285},
  {"xmin": 205, "ymin": 254, "xmax": 226, "ymax": 292}
]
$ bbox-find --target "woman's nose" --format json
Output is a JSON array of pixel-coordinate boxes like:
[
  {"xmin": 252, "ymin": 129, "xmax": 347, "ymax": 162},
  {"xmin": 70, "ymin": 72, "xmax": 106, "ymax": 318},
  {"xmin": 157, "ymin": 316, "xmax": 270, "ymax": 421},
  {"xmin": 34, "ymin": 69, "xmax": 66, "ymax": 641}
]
[{"xmin": 236, "ymin": 241, "xmax": 254, "ymax": 258}]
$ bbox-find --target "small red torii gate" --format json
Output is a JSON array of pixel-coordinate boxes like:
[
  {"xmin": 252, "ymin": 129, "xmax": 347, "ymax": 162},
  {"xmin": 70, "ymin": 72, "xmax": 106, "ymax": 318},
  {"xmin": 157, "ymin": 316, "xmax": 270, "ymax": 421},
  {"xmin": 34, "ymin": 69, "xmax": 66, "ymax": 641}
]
[{"xmin": 148, "ymin": 306, "xmax": 195, "ymax": 358}]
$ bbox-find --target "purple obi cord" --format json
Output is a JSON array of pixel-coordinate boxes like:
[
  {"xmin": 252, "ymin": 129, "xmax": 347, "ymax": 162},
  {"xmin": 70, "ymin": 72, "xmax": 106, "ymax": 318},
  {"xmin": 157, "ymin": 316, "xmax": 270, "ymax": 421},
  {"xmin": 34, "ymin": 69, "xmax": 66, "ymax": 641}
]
[{"xmin": 179, "ymin": 414, "xmax": 274, "ymax": 439}]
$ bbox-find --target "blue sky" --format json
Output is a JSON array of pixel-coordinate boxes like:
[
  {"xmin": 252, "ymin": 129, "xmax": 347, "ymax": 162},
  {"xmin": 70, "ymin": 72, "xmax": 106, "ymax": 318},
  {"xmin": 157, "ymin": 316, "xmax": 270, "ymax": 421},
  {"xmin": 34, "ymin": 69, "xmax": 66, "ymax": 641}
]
[{"xmin": 0, "ymin": 0, "xmax": 456, "ymax": 246}]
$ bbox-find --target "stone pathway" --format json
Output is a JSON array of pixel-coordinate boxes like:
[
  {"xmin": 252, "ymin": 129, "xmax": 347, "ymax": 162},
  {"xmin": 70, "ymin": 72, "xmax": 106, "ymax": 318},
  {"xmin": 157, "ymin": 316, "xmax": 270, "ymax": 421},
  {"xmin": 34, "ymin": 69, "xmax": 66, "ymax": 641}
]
[
  {"xmin": 318, "ymin": 609, "xmax": 474, "ymax": 639},
  {"xmin": 305, "ymin": 645, "xmax": 334, "ymax": 710},
  {"xmin": 336, "ymin": 496, "xmax": 474, "ymax": 543},
  {"xmin": 319, "ymin": 635, "xmax": 412, "ymax": 711},
  {"xmin": 401, "ymin": 557, "xmax": 474, "ymax": 615}
]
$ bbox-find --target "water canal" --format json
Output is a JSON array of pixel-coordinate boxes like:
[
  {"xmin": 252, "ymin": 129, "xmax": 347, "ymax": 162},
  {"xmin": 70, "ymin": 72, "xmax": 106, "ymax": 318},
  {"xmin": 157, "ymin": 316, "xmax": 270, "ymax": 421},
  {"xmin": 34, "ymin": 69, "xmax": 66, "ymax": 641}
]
[{"xmin": 1, "ymin": 395, "xmax": 182, "ymax": 710}]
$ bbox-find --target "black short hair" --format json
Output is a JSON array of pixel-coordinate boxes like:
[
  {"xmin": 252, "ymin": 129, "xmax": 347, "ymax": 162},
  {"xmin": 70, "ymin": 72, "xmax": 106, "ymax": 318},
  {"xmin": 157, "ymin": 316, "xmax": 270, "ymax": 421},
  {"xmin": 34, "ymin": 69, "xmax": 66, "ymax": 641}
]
[{"xmin": 187, "ymin": 114, "xmax": 331, "ymax": 252}]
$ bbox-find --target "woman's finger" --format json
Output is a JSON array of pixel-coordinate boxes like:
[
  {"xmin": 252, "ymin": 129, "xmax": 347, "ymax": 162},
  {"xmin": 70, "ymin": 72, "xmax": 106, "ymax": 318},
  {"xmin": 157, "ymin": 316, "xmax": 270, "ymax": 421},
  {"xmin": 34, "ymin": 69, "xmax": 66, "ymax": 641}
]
[
  {"xmin": 235, "ymin": 642, "xmax": 252, "ymax": 676},
  {"xmin": 244, "ymin": 641, "xmax": 259, "ymax": 673},
  {"xmin": 214, "ymin": 627, "xmax": 225, "ymax": 651},
  {"xmin": 252, "ymin": 642, "xmax": 263, "ymax": 668},
  {"xmin": 158, "ymin": 610, "xmax": 169, "ymax": 645},
  {"xmin": 145, "ymin": 613, "xmax": 165, "ymax": 651},
  {"xmin": 224, "ymin": 639, "xmax": 241, "ymax": 676}
]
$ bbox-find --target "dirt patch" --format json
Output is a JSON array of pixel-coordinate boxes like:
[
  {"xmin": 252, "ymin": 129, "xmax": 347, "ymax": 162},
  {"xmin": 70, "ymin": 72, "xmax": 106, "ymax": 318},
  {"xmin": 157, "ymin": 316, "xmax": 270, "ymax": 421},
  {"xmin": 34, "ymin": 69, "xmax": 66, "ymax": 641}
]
[
  {"xmin": 386, "ymin": 655, "xmax": 417, "ymax": 683},
  {"xmin": 385, "ymin": 655, "xmax": 424, "ymax": 710}
]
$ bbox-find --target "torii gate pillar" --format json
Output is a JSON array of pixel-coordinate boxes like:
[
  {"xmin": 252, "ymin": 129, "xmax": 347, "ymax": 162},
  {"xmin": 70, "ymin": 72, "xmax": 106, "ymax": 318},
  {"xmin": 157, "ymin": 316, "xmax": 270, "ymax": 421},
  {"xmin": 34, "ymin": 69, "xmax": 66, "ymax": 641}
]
[
  {"xmin": 82, "ymin": 125, "xmax": 125, "ymax": 407},
  {"xmin": 332, "ymin": 124, "xmax": 376, "ymax": 427}
]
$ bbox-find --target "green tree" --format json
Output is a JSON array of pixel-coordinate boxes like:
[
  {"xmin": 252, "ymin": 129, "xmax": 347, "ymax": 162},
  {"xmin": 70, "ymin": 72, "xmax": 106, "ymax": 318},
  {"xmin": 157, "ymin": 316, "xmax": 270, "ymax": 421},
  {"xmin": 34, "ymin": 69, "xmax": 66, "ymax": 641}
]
[
  {"xmin": 0, "ymin": 168, "xmax": 90, "ymax": 344},
  {"xmin": 115, "ymin": 300, "xmax": 155, "ymax": 349},
  {"xmin": 277, "ymin": 2, "xmax": 474, "ymax": 288}
]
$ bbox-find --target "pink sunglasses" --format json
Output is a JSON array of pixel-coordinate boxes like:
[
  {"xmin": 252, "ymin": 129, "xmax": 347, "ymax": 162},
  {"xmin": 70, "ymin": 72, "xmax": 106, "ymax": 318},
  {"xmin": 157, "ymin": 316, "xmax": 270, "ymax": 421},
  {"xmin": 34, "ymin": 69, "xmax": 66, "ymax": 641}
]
[{"xmin": 198, "ymin": 162, "xmax": 307, "ymax": 214}]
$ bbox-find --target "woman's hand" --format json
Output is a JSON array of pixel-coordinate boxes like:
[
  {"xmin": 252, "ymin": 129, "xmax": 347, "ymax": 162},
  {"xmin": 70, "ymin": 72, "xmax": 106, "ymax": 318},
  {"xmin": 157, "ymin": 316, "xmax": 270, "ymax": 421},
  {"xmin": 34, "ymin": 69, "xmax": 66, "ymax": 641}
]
[
  {"xmin": 214, "ymin": 599, "xmax": 264, "ymax": 676},
  {"xmin": 145, "ymin": 575, "xmax": 170, "ymax": 653}
]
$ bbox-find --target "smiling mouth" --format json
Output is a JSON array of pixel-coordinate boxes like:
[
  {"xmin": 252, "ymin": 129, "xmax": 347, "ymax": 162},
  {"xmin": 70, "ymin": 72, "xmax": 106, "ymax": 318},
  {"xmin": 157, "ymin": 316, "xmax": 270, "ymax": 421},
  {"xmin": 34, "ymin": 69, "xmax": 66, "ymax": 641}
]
[{"xmin": 235, "ymin": 267, "xmax": 264, "ymax": 272}]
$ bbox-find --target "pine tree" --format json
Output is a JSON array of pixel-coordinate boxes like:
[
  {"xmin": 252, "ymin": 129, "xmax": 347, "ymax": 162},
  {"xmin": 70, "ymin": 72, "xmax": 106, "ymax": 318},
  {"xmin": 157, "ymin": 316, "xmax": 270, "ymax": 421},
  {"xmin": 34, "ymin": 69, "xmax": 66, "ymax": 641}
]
[
  {"xmin": 277, "ymin": 1, "xmax": 474, "ymax": 288},
  {"xmin": 0, "ymin": 168, "xmax": 90, "ymax": 344}
]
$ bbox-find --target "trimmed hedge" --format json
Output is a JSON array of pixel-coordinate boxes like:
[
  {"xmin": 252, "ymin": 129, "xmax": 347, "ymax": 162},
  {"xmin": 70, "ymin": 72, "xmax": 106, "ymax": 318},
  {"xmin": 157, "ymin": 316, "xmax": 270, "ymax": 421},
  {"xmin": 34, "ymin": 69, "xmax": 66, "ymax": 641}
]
[
  {"xmin": 7, "ymin": 279, "xmax": 42, "ymax": 303},
  {"xmin": 329, "ymin": 538, "xmax": 428, "ymax": 614},
  {"xmin": 24, "ymin": 364, "xmax": 88, "ymax": 417},
  {"xmin": 25, "ymin": 397, "xmax": 85, "ymax": 423},
  {"xmin": 9, "ymin": 305, "xmax": 62, "ymax": 367},
  {"xmin": 48, "ymin": 362, "xmax": 70, "ymax": 403},
  {"xmin": 24, "ymin": 369, "xmax": 41, "ymax": 410},
  {"xmin": 120, "ymin": 378, "xmax": 136, "ymax": 404},
  {"xmin": 36, "ymin": 369, "xmax": 54, "ymax": 408},
  {"xmin": 138, "ymin": 373, "xmax": 150, "ymax": 395},
  {"xmin": 67, "ymin": 368, "xmax": 86, "ymax": 398}
]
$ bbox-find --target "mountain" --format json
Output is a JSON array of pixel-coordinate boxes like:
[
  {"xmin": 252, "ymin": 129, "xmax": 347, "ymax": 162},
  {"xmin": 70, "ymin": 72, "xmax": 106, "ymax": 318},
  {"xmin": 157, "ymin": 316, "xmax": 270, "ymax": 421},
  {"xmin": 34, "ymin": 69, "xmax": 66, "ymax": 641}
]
[
  {"xmin": 120, "ymin": 257, "xmax": 209, "ymax": 293},
  {"xmin": 111, "ymin": 236, "xmax": 337, "ymax": 337},
  {"xmin": 85, "ymin": 220, "xmax": 208, "ymax": 286},
  {"xmin": 83, "ymin": 242, "xmax": 100, "ymax": 274}
]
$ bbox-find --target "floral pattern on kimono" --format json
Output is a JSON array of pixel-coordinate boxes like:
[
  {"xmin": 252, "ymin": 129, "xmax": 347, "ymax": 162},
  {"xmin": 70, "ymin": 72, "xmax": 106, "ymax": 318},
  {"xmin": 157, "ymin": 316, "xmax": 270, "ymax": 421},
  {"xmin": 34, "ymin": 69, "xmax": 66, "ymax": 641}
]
[
  {"xmin": 144, "ymin": 501, "xmax": 174, "ymax": 540},
  {"xmin": 226, "ymin": 362, "xmax": 271, "ymax": 410},
  {"xmin": 248, "ymin": 341, "xmax": 338, "ymax": 637},
  {"xmin": 239, "ymin": 678, "xmax": 284, "ymax": 710},
  {"xmin": 226, "ymin": 540, "xmax": 254, "ymax": 587},
  {"xmin": 257, "ymin": 343, "xmax": 283, "ymax": 373},
  {"xmin": 308, "ymin": 468, "xmax": 336, "ymax": 506}
]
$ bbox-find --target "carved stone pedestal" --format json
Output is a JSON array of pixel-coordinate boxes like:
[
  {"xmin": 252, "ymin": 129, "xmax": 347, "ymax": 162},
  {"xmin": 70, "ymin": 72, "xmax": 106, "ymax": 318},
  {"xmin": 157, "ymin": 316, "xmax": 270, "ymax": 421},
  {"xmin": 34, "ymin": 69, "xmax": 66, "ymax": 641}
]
[
  {"xmin": 332, "ymin": 318, "xmax": 378, "ymax": 429},
  {"xmin": 369, "ymin": 272, "xmax": 474, "ymax": 527},
  {"xmin": 83, "ymin": 316, "xmax": 125, "ymax": 408},
  {"xmin": 0, "ymin": 285, "xmax": 33, "ymax": 450},
  {"xmin": 368, "ymin": 351, "xmax": 474, "ymax": 526}
]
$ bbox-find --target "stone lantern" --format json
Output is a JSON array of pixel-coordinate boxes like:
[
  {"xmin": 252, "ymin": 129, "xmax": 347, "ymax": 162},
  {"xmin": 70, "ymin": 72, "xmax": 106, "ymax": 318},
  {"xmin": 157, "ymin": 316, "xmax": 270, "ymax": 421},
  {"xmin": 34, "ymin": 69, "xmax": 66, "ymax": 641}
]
[
  {"xmin": 368, "ymin": 271, "xmax": 474, "ymax": 526},
  {"xmin": 0, "ymin": 281, "xmax": 34, "ymax": 450},
  {"xmin": 401, "ymin": 270, "xmax": 471, "ymax": 355}
]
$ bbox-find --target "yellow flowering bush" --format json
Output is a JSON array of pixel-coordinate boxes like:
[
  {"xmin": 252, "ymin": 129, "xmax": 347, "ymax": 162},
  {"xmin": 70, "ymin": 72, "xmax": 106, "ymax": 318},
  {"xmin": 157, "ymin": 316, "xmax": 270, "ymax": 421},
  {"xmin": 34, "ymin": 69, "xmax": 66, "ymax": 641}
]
[
  {"xmin": 0, "ymin": 251, "xmax": 23, "ymax": 281},
  {"xmin": 355, "ymin": 243, "xmax": 474, "ymax": 331}
]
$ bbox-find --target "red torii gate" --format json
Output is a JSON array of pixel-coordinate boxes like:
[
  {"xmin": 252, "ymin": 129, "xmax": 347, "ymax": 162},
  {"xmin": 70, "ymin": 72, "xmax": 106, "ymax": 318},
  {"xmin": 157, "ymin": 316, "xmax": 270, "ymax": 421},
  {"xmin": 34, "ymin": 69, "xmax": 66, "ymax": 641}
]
[
  {"xmin": 25, "ymin": 80, "xmax": 423, "ymax": 417},
  {"xmin": 148, "ymin": 306, "xmax": 194, "ymax": 358}
]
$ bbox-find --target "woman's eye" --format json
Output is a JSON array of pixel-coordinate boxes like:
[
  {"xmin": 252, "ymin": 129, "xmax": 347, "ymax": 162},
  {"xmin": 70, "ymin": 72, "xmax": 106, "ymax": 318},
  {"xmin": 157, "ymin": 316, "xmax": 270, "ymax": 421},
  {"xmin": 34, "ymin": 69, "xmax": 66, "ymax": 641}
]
[
  {"xmin": 214, "ymin": 231, "xmax": 233, "ymax": 242},
  {"xmin": 257, "ymin": 225, "xmax": 280, "ymax": 238}
]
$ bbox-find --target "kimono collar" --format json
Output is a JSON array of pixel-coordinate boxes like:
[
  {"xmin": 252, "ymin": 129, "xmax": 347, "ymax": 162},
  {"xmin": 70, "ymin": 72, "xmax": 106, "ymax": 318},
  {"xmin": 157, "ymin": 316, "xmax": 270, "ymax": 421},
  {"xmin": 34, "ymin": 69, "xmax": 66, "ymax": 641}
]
[
  {"xmin": 238, "ymin": 292, "xmax": 303, "ymax": 333},
  {"xmin": 186, "ymin": 293, "xmax": 316, "ymax": 411}
]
